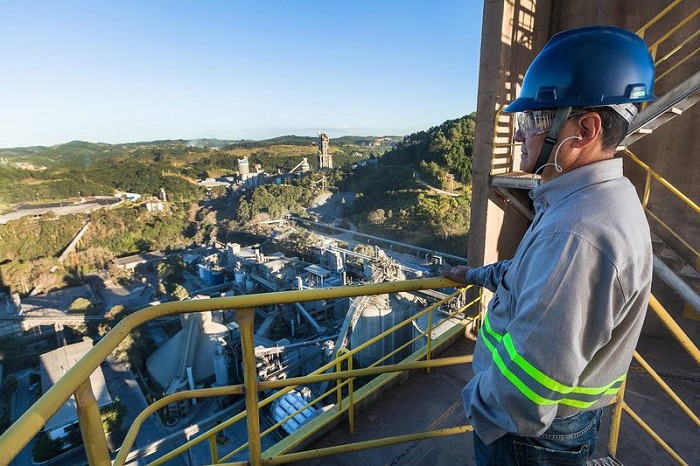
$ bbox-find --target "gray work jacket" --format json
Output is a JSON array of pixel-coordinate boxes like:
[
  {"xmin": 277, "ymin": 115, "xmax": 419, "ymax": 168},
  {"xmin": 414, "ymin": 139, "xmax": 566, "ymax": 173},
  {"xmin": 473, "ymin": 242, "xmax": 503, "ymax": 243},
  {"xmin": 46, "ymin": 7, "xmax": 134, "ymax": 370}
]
[{"xmin": 463, "ymin": 158, "xmax": 652, "ymax": 444}]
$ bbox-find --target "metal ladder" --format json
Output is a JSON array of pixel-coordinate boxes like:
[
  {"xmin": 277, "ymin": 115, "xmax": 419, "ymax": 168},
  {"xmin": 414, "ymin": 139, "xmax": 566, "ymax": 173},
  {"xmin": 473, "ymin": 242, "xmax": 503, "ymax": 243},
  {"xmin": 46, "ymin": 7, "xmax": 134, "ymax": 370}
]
[{"xmin": 618, "ymin": 70, "xmax": 700, "ymax": 150}]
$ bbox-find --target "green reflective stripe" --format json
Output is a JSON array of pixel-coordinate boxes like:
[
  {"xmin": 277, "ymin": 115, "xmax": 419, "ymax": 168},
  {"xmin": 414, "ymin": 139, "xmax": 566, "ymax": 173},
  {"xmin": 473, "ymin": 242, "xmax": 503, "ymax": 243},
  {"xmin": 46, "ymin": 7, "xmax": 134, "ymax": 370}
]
[
  {"xmin": 502, "ymin": 333, "xmax": 625, "ymax": 396},
  {"xmin": 481, "ymin": 328, "xmax": 599, "ymax": 409},
  {"xmin": 480, "ymin": 311, "xmax": 624, "ymax": 407},
  {"xmin": 482, "ymin": 309, "xmax": 503, "ymax": 342}
]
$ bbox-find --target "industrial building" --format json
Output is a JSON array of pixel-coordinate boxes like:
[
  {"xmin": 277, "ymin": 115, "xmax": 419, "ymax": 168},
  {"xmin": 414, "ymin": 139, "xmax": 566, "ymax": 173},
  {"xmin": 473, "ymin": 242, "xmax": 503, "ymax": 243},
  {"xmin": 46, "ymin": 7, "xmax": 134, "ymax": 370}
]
[{"xmin": 38, "ymin": 340, "xmax": 112, "ymax": 441}]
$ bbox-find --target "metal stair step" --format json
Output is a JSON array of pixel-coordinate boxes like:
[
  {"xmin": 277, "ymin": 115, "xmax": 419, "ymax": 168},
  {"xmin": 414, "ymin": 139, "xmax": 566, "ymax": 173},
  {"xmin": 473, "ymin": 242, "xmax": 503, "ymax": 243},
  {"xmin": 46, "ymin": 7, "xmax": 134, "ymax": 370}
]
[
  {"xmin": 679, "ymin": 264, "xmax": 700, "ymax": 280},
  {"xmin": 659, "ymin": 248, "xmax": 686, "ymax": 270},
  {"xmin": 586, "ymin": 456, "xmax": 623, "ymax": 466},
  {"xmin": 620, "ymin": 70, "xmax": 700, "ymax": 148}
]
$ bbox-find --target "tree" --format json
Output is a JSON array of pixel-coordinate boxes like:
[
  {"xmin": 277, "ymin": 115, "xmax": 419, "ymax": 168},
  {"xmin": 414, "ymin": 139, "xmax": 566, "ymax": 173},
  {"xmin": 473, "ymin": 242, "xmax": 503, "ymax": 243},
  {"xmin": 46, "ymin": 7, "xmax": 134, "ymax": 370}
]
[
  {"xmin": 101, "ymin": 400, "xmax": 126, "ymax": 433},
  {"xmin": 367, "ymin": 209, "xmax": 386, "ymax": 225},
  {"xmin": 68, "ymin": 297, "xmax": 93, "ymax": 313},
  {"xmin": 32, "ymin": 433, "xmax": 64, "ymax": 462},
  {"xmin": 172, "ymin": 284, "xmax": 189, "ymax": 301}
]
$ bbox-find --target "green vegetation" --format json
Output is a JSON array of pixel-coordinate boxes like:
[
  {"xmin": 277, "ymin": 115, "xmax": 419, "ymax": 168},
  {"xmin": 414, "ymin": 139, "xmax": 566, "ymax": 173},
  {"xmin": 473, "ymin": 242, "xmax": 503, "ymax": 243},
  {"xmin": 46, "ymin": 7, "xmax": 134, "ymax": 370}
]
[
  {"xmin": 101, "ymin": 400, "xmax": 126, "ymax": 433},
  {"xmin": 99, "ymin": 305, "xmax": 153, "ymax": 370},
  {"xmin": 32, "ymin": 432, "xmax": 64, "ymax": 462},
  {"xmin": 68, "ymin": 296, "xmax": 93, "ymax": 313},
  {"xmin": 237, "ymin": 180, "xmax": 317, "ymax": 224},
  {"xmin": 86, "ymin": 205, "xmax": 192, "ymax": 255},
  {"xmin": 332, "ymin": 115, "xmax": 475, "ymax": 255},
  {"xmin": 0, "ymin": 204, "xmax": 194, "ymax": 295},
  {"xmin": 383, "ymin": 113, "xmax": 475, "ymax": 187},
  {"xmin": 0, "ymin": 116, "xmax": 474, "ymax": 294},
  {"xmin": 0, "ymin": 136, "xmax": 396, "ymax": 206},
  {"xmin": 340, "ymin": 166, "xmax": 470, "ymax": 255}
]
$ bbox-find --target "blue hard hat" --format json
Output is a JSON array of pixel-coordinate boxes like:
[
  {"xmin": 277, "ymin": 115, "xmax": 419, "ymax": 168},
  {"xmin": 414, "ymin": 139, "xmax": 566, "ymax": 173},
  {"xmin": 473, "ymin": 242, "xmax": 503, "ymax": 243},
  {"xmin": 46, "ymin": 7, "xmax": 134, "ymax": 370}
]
[{"xmin": 505, "ymin": 25, "xmax": 656, "ymax": 113}]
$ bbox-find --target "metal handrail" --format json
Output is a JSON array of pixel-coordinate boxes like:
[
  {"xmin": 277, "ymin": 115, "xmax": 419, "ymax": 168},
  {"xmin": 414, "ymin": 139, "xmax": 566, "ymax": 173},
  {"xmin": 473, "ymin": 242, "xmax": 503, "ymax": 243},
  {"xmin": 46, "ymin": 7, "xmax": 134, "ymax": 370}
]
[
  {"xmin": 144, "ymin": 286, "xmax": 476, "ymax": 466},
  {"xmin": 636, "ymin": 0, "xmax": 686, "ymax": 38},
  {"xmin": 624, "ymin": 148, "xmax": 700, "ymax": 263},
  {"xmin": 2, "ymin": 280, "xmax": 698, "ymax": 464},
  {"xmin": 117, "ymin": 289, "xmax": 700, "ymax": 466},
  {"xmin": 645, "ymin": 7, "xmax": 699, "ymax": 71},
  {"xmin": 0, "ymin": 277, "xmax": 457, "ymax": 465}
]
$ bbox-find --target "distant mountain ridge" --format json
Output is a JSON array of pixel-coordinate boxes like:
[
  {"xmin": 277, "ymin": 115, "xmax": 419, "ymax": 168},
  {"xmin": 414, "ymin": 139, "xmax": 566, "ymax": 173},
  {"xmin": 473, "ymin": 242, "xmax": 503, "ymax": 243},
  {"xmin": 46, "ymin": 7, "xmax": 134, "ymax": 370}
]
[{"xmin": 0, "ymin": 134, "xmax": 402, "ymax": 163}]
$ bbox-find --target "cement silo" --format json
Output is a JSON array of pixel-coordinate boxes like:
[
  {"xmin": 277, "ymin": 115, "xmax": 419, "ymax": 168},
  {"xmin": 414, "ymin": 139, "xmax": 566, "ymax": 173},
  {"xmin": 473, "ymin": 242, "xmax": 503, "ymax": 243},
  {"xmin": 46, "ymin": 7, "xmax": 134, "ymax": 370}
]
[
  {"xmin": 348, "ymin": 292, "xmax": 419, "ymax": 368},
  {"xmin": 146, "ymin": 311, "xmax": 231, "ymax": 394}
]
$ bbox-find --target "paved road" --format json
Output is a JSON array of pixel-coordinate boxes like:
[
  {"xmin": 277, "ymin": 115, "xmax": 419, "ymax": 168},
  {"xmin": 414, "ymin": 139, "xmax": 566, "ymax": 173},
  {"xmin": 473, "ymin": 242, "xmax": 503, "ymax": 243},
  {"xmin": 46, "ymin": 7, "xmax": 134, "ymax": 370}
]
[
  {"xmin": 10, "ymin": 369, "xmax": 38, "ymax": 466},
  {"xmin": 0, "ymin": 197, "xmax": 122, "ymax": 224}
]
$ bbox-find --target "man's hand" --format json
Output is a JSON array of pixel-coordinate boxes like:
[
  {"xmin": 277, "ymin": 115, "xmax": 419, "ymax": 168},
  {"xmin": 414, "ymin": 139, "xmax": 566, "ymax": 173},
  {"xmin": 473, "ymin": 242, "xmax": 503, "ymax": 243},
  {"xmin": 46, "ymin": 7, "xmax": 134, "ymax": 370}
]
[{"xmin": 441, "ymin": 265, "xmax": 472, "ymax": 284}]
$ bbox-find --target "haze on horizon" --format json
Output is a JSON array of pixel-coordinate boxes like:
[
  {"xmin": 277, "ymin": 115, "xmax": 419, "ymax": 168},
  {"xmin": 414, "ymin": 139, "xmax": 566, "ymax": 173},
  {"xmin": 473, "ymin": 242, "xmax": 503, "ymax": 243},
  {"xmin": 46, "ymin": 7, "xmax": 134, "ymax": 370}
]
[{"xmin": 0, "ymin": 1, "xmax": 483, "ymax": 149}]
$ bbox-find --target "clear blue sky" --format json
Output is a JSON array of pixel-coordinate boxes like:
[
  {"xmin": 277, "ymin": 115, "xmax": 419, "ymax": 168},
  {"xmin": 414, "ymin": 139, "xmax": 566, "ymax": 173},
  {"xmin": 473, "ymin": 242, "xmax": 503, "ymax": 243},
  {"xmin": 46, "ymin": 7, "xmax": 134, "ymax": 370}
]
[{"xmin": 0, "ymin": 1, "xmax": 483, "ymax": 148}]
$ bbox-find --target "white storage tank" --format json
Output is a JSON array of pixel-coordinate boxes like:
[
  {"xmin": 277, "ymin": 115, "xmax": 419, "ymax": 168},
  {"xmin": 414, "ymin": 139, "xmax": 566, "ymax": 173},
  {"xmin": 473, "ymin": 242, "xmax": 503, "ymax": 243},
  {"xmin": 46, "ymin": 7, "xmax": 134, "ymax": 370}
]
[
  {"xmin": 271, "ymin": 388, "xmax": 318, "ymax": 435},
  {"xmin": 348, "ymin": 293, "xmax": 417, "ymax": 368}
]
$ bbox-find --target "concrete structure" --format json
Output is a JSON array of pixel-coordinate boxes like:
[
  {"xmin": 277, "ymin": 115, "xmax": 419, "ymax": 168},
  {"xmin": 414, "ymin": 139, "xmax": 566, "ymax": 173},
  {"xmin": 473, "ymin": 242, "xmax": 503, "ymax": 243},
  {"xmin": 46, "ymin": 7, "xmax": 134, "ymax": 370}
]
[
  {"xmin": 39, "ymin": 340, "xmax": 112, "ymax": 440},
  {"xmin": 146, "ymin": 311, "xmax": 230, "ymax": 396},
  {"xmin": 237, "ymin": 157, "xmax": 250, "ymax": 175},
  {"xmin": 112, "ymin": 251, "xmax": 166, "ymax": 271},
  {"xmin": 317, "ymin": 133, "xmax": 332, "ymax": 170}
]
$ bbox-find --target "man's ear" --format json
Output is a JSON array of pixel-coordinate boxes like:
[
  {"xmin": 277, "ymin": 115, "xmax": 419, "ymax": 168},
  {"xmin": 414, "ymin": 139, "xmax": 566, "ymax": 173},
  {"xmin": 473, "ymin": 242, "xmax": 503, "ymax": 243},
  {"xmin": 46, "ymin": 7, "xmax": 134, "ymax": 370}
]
[{"xmin": 577, "ymin": 112, "xmax": 603, "ymax": 145}]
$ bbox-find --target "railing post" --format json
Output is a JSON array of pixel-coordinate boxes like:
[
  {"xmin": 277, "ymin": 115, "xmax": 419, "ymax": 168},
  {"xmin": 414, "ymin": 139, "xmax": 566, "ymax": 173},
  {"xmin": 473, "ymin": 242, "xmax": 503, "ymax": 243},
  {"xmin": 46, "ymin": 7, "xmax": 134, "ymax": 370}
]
[
  {"xmin": 209, "ymin": 434, "xmax": 219, "ymax": 463},
  {"xmin": 74, "ymin": 377, "xmax": 111, "ymax": 466},
  {"xmin": 236, "ymin": 307, "xmax": 262, "ymax": 466},
  {"xmin": 348, "ymin": 353, "xmax": 355, "ymax": 434},
  {"xmin": 643, "ymin": 172, "xmax": 652, "ymax": 209},
  {"xmin": 607, "ymin": 378, "xmax": 626, "ymax": 458},
  {"xmin": 426, "ymin": 306, "xmax": 433, "ymax": 373},
  {"xmin": 335, "ymin": 348, "xmax": 347, "ymax": 411}
]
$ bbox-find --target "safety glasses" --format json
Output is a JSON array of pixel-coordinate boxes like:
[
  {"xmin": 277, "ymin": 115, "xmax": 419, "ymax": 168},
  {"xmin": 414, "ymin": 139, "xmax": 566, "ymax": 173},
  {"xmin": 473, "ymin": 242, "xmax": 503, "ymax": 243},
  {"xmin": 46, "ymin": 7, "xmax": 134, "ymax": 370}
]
[
  {"xmin": 516, "ymin": 111, "xmax": 556, "ymax": 138},
  {"xmin": 516, "ymin": 110, "xmax": 587, "ymax": 138}
]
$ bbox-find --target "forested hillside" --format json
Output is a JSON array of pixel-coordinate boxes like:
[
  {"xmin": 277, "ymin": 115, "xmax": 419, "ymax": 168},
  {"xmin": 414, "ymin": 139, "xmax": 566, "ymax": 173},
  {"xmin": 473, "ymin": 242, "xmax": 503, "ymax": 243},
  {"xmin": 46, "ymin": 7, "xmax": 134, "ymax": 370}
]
[
  {"xmin": 0, "ymin": 136, "xmax": 397, "ymax": 207},
  {"xmin": 337, "ymin": 114, "xmax": 475, "ymax": 255},
  {"xmin": 0, "ymin": 116, "xmax": 474, "ymax": 296}
]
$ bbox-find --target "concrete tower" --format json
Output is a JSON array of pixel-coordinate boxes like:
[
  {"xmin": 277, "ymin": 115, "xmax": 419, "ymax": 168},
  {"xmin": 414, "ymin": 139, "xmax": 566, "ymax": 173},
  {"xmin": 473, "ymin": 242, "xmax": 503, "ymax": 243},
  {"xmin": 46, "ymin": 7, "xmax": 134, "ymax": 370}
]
[{"xmin": 317, "ymin": 133, "xmax": 332, "ymax": 169}]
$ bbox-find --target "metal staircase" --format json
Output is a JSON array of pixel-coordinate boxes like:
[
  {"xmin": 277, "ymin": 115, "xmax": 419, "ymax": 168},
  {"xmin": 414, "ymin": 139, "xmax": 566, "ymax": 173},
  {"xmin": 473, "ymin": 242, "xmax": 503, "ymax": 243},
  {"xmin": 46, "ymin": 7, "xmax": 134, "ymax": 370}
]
[
  {"xmin": 652, "ymin": 233, "xmax": 700, "ymax": 316},
  {"xmin": 619, "ymin": 71, "xmax": 700, "ymax": 150}
]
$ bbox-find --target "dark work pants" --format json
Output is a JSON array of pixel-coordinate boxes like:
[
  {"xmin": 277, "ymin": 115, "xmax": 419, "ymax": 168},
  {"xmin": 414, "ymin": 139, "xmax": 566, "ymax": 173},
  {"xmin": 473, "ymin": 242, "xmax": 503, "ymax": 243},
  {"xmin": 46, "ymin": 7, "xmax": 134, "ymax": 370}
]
[{"xmin": 474, "ymin": 408, "xmax": 603, "ymax": 466}]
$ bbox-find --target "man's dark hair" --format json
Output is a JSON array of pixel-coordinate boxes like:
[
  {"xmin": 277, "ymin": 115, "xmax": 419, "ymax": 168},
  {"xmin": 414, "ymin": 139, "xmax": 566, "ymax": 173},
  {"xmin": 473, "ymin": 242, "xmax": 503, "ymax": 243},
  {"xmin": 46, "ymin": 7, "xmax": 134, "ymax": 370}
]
[{"xmin": 582, "ymin": 106, "xmax": 630, "ymax": 151}]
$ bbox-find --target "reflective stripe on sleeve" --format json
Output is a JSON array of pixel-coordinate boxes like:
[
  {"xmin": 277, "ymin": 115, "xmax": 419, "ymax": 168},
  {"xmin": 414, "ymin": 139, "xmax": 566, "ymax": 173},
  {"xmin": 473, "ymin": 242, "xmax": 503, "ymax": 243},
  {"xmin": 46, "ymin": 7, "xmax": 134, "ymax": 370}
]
[{"xmin": 480, "ymin": 311, "xmax": 624, "ymax": 408}]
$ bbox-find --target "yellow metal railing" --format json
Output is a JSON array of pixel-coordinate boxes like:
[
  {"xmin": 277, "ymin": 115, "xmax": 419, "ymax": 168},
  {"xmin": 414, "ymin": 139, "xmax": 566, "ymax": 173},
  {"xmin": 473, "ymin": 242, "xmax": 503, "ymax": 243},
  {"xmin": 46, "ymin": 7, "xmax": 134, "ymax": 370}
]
[
  {"xmin": 1, "ymin": 277, "xmax": 698, "ymax": 464},
  {"xmin": 637, "ymin": 0, "xmax": 700, "ymax": 84},
  {"xmin": 0, "ymin": 278, "xmax": 475, "ymax": 465},
  {"xmin": 624, "ymin": 148, "xmax": 700, "ymax": 264},
  {"xmin": 605, "ymin": 294, "xmax": 700, "ymax": 466}
]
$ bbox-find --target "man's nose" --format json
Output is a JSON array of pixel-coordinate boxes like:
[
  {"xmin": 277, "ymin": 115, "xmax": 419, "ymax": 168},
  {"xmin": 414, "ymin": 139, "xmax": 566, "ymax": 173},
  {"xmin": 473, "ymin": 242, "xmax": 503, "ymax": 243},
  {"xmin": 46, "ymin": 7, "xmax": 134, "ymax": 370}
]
[{"xmin": 514, "ymin": 127, "xmax": 525, "ymax": 143}]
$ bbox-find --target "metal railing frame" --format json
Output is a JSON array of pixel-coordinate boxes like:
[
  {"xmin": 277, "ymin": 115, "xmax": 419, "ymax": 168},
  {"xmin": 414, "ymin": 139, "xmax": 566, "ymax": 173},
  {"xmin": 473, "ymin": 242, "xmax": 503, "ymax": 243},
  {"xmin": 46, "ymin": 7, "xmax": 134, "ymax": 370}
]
[
  {"xmin": 0, "ymin": 277, "xmax": 470, "ymax": 465},
  {"xmin": 603, "ymin": 294, "xmax": 700, "ymax": 466},
  {"xmin": 624, "ymin": 148, "xmax": 700, "ymax": 264},
  {"xmin": 142, "ymin": 284, "xmax": 478, "ymax": 466},
  {"xmin": 0, "ymin": 270, "xmax": 698, "ymax": 465}
]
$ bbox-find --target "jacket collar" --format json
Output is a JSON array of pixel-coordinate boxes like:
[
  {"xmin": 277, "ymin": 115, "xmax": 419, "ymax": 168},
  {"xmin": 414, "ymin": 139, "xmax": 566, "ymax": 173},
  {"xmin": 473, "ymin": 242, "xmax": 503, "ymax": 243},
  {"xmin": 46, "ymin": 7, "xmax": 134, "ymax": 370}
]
[{"xmin": 529, "ymin": 158, "xmax": 624, "ymax": 211}]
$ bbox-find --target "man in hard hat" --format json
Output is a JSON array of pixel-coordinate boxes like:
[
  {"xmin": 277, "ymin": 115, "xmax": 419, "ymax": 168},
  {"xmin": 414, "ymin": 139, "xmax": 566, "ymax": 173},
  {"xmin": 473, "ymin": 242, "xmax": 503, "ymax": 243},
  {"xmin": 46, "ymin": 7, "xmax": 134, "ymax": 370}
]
[{"xmin": 443, "ymin": 25, "xmax": 655, "ymax": 465}]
